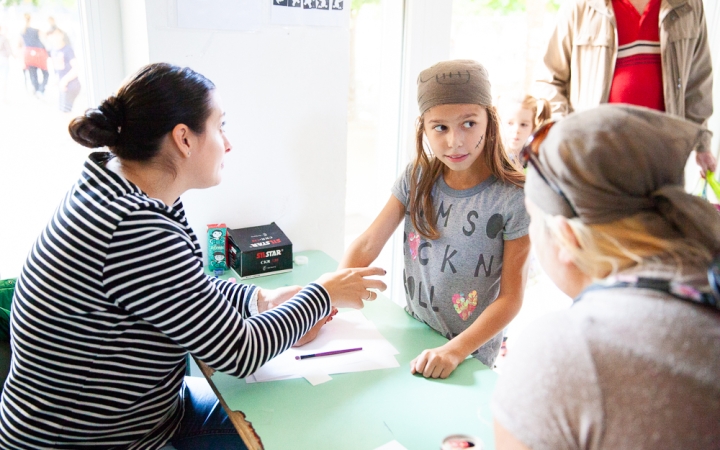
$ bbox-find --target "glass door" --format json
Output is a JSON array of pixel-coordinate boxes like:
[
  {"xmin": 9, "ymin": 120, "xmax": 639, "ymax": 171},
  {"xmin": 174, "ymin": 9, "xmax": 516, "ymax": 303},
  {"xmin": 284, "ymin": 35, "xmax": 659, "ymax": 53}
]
[
  {"xmin": 345, "ymin": 0, "xmax": 404, "ymax": 299},
  {"xmin": 0, "ymin": 0, "xmax": 88, "ymax": 278}
]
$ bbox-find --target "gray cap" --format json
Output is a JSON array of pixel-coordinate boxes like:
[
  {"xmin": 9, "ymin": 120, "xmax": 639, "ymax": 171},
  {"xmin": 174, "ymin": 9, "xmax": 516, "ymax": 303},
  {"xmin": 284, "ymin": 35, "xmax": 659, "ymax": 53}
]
[
  {"xmin": 417, "ymin": 60, "xmax": 492, "ymax": 115},
  {"xmin": 525, "ymin": 104, "xmax": 720, "ymax": 253}
]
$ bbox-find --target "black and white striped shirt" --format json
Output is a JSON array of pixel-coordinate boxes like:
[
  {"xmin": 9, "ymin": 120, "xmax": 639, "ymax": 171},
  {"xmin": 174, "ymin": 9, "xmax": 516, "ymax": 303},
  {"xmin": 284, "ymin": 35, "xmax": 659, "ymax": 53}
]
[{"xmin": 0, "ymin": 152, "xmax": 330, "ymax": 449}]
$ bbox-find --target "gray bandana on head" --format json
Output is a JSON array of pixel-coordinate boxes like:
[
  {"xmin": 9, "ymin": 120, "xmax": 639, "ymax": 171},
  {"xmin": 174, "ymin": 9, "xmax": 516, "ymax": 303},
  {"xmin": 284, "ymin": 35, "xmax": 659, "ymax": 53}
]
[
  {"xmin": 417, "ymin": 60, "xmax": 492, "ymax": 115},
  {"xmin": 525, "ymin": 104, "xmax": 720, "ymax": 253}
]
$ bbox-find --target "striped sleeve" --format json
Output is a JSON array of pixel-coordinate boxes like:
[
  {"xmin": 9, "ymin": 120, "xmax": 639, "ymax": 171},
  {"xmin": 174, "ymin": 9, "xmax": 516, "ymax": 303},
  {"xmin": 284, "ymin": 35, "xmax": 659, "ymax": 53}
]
[
  {"xmin": 103, "ymin": 210, "xmax": 331, "ymax": 377},
  {"xmin": 208, "ymin": 277, "xmax": 258, "ymax": 319}
]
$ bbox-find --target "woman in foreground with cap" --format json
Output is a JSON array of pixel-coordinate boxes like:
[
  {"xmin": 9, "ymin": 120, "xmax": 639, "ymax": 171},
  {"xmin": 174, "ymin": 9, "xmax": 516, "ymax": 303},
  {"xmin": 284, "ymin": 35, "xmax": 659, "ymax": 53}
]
[{"xmin": 492, "ymin": 104, "xmax": 720, "ymax": 449}]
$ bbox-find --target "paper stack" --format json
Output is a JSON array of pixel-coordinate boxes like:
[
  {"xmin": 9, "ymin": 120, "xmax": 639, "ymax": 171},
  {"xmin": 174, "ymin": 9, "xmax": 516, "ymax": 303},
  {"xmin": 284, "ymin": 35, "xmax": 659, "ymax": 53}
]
[{"xmin": 246, "ymin": 310, "xmax": 400, "ymax": 385}]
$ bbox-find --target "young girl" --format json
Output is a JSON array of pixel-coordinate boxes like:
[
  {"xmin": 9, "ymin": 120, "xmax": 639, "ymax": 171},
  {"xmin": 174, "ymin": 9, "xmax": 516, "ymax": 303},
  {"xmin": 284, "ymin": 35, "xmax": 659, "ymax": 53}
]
[
  {"xmin": 498, "ymin": 94, "xmax": 550, "ymax": 164},
  {"xmin": 340, "ymin": 60, "xmax": 531, "ymax": 378}
]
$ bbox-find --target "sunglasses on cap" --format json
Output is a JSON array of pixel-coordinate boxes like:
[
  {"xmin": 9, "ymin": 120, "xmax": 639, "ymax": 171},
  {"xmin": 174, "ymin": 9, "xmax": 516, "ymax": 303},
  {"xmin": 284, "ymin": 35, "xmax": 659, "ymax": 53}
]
[
  {"xmin": 519, "ymin": 120, "xmax": 579, "ymax": 217},
  {"xmin": 707, "ymin": 254, "xmax": 720, "ymax": 308}
]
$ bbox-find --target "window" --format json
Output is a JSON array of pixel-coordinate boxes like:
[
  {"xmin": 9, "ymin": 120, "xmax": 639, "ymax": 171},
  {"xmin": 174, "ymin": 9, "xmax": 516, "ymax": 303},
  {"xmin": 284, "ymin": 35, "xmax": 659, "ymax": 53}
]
[
  {"xmin": 345, "ymin": 0, "xmax": 404, "ymax": 300},
  {"xmin": 0, "ymin": 0, "xmax": 87, "ymax": 278},
  {"xmin": 450, "ymin": 0, "xmax": 559, "ymax": 100}
]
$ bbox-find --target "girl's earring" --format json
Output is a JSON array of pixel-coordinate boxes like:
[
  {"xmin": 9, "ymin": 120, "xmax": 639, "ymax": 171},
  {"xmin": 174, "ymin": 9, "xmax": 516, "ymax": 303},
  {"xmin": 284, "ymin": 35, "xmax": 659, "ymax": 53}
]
[{"xmin": 187, "ymin": 152, "xmax": 191, "ymax": 157}]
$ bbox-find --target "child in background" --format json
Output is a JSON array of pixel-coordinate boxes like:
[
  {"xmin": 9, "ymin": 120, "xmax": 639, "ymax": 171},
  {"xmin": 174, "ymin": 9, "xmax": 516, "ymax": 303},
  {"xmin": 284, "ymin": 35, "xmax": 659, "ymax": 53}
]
[
  {"xmin": 0, "ymin": 25, "xmax": 11, "ymax": 103},
  {"xmin": 498, "ymin": 94, "xmax": 550, "ymax": 164},
  {"xmin": 340, "ymin": 60, "xmax": 531, "ymax": 378},
  {"xmin": 47, "ymin": 26, "xmax": 80, "ymax": 113},
  {"xmin": 496, "ymin": 94, "xmax": 551, "ymax": 361}
]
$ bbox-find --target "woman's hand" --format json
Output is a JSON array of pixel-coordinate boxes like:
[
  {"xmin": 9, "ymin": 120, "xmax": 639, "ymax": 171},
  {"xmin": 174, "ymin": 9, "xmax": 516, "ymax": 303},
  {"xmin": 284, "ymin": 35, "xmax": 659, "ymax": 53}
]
[
  {"xmin": 293, "ymin": 307, "xmax": 338, "ymax": 347},
  {"xmin": 410, "ymin": 343, "xmax": 466, "ymax": 379},
  {"xmin": 315, "ymin": 267, "xmax": 387, "ymax": 309},
  {"xmin": 257, "ymin": 285, "xmax": 303, "ymax": 313}
]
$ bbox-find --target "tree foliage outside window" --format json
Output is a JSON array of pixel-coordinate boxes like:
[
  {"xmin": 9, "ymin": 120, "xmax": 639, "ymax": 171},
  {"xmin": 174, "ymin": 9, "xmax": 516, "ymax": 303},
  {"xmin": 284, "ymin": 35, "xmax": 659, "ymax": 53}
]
[
  {"xmin": 351, "ymin": 0, "xmax": 380, "ymax": 12},
  {"xmin": 1, "ymin": 0, "xmax": 39, "ymax": 6},
  {"xmin": 1, "ymin": 0, "xmax": 76, "ymax": 8}
]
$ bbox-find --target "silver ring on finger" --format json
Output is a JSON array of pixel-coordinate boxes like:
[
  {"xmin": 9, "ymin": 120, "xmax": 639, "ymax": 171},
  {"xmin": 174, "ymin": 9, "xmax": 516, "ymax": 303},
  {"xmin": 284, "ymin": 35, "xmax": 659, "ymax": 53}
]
[{"xmin": 364, "ymin": 291, "xmax": 372, "ymax": 300}]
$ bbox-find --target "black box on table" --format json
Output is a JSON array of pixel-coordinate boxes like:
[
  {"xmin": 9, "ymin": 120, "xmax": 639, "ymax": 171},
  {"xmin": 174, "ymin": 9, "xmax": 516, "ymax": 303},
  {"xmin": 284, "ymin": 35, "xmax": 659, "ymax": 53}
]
[{"xmin": 227, "ymin": 222, "xmax": 293, "ymax": 278}]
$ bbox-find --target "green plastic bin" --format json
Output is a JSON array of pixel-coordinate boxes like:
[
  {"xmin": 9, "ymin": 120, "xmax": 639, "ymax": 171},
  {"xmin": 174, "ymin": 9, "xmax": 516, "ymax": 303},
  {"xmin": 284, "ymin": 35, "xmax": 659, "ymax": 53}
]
[{"xmin": 0, "ymin": 278, "xmax": 15, "ymax": 390}]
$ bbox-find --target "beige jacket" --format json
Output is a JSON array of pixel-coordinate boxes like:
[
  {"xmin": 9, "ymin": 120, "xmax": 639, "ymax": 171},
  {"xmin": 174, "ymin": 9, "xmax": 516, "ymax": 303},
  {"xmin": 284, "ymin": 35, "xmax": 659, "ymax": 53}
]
[{"xmin": 534, "ymin": 0, "xmax": 713, "ymax": 153}]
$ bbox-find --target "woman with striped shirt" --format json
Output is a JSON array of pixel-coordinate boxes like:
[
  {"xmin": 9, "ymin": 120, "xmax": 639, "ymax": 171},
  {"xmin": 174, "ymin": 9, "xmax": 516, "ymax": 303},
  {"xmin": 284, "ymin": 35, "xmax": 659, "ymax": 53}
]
[{"xmin": 0, "ymin": 63, "xmax": 386, "ymax": 449}]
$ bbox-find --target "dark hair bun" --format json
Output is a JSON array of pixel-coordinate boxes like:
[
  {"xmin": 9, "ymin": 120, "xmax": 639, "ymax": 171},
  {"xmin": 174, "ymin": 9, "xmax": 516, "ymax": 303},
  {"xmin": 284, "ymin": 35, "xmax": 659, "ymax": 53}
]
[
  {"xmin": 67, "ymin": 63, "xmax": 215, "ymax": 160},
  {"xmin": 68, "ymin": 96, "xmax": 125, "ymax": 149}
]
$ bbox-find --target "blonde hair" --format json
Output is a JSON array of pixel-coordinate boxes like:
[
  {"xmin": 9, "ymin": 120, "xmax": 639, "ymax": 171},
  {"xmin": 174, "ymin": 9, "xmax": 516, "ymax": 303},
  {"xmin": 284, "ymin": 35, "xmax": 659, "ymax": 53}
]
[
  {"xmin": 543, "ymin": 211, "xmax": 713, "ymax": 280},
  {"xmin": 498, "ymin": 94, "xmax": 551, "ymax": 130},
  {"xmin": 521, "ymin": 95, "xmax": 551, "ymax": 129},
  {"xmin": 409, "ymin": 106, "xmax": 524, "ymax": 240}
]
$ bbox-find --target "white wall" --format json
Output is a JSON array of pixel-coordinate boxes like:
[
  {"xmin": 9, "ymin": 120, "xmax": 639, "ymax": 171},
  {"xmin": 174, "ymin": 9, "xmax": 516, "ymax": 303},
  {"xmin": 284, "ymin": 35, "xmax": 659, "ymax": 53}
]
[
  {"xmin": 79, "ymin": 0, "xmax": 149, "ymax": 100},
  {"xmin": 120, "ymin": 0, "xmax": 149, "ymax": 77},
  {"xmin": 77, "ymin": 0, "xmax": 125, "ymax": 104},
  {"xmin": 83, "ymin": 0, "xmax": 350, "ymax": 262}
]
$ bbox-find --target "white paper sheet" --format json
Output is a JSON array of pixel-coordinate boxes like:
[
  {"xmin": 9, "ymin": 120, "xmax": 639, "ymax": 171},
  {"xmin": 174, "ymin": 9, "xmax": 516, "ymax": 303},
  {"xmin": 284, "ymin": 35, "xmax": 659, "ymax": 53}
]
[
  {"xmin": 247, "ymin": 310, "xmax": 399, "ymax": 383},
  {"xmin": 303, "ymin": 372, "xmax": 333, "ymax": 385},
  {"xmin": 374, "ymin": 441, "xmax": 409, "ymax": 450}
]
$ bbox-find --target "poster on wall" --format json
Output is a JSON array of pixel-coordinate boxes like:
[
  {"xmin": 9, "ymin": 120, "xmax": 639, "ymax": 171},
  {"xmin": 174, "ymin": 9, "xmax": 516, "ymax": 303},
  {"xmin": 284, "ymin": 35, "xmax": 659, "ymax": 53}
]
[
  {"xmin": 177, "ymin": 0, "xmax": 263, "ymax": 31},
  {"xmin": 271, "ymin": 0, "xmax": 349, "ymax": 27}
]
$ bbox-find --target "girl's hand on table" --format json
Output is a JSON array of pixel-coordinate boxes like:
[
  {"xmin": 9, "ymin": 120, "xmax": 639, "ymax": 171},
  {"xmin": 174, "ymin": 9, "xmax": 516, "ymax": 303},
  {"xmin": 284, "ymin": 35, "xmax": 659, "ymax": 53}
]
[
  {"xmin": 410, "ymin": 343, "xmax": 466, "ymax": 379},
  {"xmin": 257, "ymin": 285, "xmax": 303, "ymax": 313}
]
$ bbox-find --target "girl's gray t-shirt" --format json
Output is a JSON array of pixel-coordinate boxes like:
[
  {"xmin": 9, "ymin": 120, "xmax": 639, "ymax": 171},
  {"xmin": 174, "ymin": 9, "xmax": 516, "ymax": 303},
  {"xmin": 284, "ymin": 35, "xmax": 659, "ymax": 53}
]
[{"xmin": 392, "ymin": 164, "xmax": 529, "ymax": 367}]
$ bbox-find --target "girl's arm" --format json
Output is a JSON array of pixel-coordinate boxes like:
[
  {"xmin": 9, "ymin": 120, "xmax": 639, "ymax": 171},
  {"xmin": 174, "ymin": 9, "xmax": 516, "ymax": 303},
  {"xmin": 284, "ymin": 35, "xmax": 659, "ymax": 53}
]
[
  {"xmin": 411, "ymin": 235, "xmax": 530, "ymax": 378},
  {"xmin": 293, "ymin": 194, "xmax": 402, "ymax": 346},
  {"xmin": 339, "ymin": 195, "xmax": 405, "ymax": 269}
]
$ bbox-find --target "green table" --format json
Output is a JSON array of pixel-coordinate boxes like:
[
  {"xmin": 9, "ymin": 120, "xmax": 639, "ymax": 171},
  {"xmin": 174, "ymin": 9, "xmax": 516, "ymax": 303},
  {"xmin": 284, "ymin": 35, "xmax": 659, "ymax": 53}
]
[{"xmin": 202, "ymin": 250, "xmax": 497, "ymax": 450}]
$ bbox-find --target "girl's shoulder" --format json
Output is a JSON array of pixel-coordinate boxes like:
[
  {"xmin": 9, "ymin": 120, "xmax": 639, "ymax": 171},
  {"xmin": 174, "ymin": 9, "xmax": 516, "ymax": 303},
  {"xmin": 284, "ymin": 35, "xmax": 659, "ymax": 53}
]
[
  {"xmin": 488, "ymin": 177, "xmax": 526, "ymax": 200},
  {"xmin": 401, "ymin": 161, "xmax": 418, "ymax": 179},
  {"xmin": 474, "ymin": 181, "xmax": 528, "ymax": 224},
  {"xmin": 396, "ymin": 161, "xmax": 429, "ymax": 189}
]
